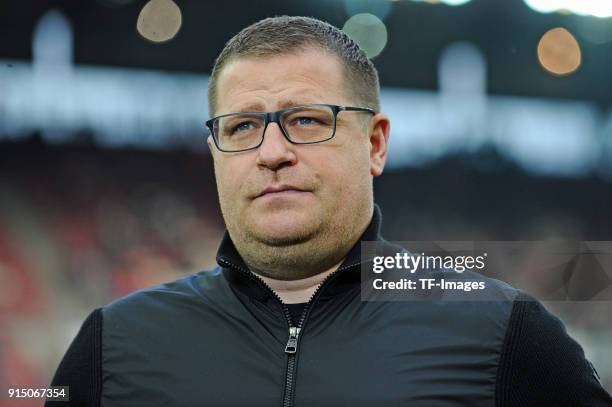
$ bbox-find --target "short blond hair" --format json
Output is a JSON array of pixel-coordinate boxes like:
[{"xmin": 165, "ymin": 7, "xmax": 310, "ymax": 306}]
[{"xmin": 207, "ymin": 15, "xmax": 381, "ymax": 117}]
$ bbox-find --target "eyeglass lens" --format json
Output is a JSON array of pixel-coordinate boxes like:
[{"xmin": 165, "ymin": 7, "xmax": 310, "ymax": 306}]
[{"xmin": 214, "ymin": 105, "xmax": 335, "ymax": 151}]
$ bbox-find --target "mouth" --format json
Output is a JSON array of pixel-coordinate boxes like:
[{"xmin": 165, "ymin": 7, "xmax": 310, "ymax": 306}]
[{"xmin": 254, "ymin": 185, "xmax": 310, "ymax": 199}]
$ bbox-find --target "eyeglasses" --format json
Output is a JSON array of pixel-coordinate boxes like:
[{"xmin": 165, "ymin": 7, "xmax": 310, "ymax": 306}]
[{"xmin": 205, "ymin": 104, "xmax": 375, "ymax": 153}]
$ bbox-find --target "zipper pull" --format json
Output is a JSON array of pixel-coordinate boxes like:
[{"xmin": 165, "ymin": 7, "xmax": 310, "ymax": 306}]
[{"xmin": 284, "ymin": 326, "xmax": 301, "ymax": 354}]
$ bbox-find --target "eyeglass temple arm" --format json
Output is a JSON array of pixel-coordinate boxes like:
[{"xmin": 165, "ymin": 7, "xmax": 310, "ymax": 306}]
[{"xmin": 339, "ymin": 106, "xmax": 376, "ymax": 115}]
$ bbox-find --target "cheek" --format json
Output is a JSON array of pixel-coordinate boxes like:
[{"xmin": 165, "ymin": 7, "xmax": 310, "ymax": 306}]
[
  {"xmin": 215, "ymin": 159, "xmax": 250, "ymax": 207},
  {"xmin": 321, "ymin": 145, "xmax": 371, "ymax": 198}
]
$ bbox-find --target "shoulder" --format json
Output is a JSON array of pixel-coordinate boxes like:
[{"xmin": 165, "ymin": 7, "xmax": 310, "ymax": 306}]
[
  {"xmin": 46, "ymin": 308, "xmax": 104, "ymax": 406},
  {"xmin": 495, "ymin": 291, "xmax": 612, "ymax": 406},
  {"xmin": 100, "ymin": 266, "xmax": 240, "ymax": 337},
  {"xmin": 99, "ymin": 266, "xmax": 245, "ymax": 366},
  {"xmin": 102, "ymin": 266, "xmax": 227, "ymax": 317}
]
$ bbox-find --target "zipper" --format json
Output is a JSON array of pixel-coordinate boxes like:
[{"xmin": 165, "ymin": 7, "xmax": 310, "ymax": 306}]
[
  {"xmin": 285, "ymin": 326, "xmax": 300, "ymax": 353},
  {"xmin": 218, "ymin": 256, "xmax": 365, "ymax": 407}
]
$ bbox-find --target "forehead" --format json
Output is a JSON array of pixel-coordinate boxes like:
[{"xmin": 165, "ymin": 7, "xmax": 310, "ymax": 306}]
[{"xmin": 215, "ymin": 48, "xmax": 352, "ymax": 114}]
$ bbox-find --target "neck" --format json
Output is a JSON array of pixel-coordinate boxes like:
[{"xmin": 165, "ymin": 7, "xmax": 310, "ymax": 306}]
[{"xmin": 254, "ymin": 257, "xmax": 345, "ymax": 304}]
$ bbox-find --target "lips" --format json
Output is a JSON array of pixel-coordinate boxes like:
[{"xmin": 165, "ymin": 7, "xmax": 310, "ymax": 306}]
[{"xmin": 254, "ymin": 184, "xmax": 309, "ymax": 199}]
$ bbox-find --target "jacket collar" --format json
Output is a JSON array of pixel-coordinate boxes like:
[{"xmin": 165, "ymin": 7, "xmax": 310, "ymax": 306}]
[{"xmin": 216, "ymin": 204, "xmax": 384, "ymax": 303}]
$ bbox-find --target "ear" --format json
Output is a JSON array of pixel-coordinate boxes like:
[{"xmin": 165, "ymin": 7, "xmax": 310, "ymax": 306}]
[{"xmin": 368, "ymin": 113, "xmax": 390, "ymax": 177}]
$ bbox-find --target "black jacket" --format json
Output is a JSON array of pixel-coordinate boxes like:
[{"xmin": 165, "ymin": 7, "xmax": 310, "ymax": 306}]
[{"xmin": 47, "ymin": 207, "xmax": 612, "ymax": 406}]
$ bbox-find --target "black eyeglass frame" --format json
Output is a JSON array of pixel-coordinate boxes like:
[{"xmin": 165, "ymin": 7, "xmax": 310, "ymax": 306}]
[{"xmin": 205, "ymin": 103, "xmax": 376, "ymax": 153}]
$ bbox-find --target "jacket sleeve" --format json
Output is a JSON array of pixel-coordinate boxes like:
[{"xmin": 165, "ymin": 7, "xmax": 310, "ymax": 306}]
[
  {"xmin": 496, "ymin": 292, "xmax": 612, "ymax": 406},
  {"xmin": 45, "ymin": 308, "xmax": 103, "ymax": 407}
]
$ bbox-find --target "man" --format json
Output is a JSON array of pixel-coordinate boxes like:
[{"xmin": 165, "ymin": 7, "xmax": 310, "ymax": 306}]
[{"xmin": 48, "ymin": 16, "xmax": 612, "ymax": 406}]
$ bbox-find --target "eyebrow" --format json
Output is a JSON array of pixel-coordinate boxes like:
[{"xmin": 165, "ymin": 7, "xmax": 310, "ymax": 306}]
[{"xmin": 231, "ymin": 99, "xmax": 320, "ymax": 113}]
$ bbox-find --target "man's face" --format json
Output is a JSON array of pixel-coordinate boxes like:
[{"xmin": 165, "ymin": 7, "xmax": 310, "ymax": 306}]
[{"xmin": 209, "ymin": 47, "xmax": 389, "ymax": 278}]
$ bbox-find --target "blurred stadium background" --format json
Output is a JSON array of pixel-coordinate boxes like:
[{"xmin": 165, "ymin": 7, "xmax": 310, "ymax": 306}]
[{"xmin": 1, "ymin": 0, "xmax": 612, "ymax": 403}]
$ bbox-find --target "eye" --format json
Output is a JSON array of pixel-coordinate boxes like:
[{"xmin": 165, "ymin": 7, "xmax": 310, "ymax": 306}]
[
  {"xmin": 231, "ymin": 121, "xmax": 256, "ymax": 134},
  {"xmin": 294, "ymin": 116, "xmax": 320, "ymax": 126}
]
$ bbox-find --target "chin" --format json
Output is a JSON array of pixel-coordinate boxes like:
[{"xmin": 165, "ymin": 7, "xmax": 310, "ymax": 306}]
[
  {"xmin": 250, "ymin": 214, "xmax": 318, "ymax": 247},
  {"xmin": 255, "ymin": 232, "xmax": 311, "ymax": 247},
  {"xmin": 256, "ymin": 201, "xmax": 312, "ymax": 223}
]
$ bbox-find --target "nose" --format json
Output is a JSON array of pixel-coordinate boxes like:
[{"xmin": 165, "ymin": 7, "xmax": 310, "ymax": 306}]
[{"xmin": 255, "ymin": 122, "xmax": 297, "ymax": 170}]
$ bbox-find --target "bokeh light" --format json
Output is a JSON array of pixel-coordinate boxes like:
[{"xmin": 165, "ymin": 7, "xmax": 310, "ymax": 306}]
[
  {"xmin": 537, "ymin": 27, "xmax": 581, "ymax": 76},
  {"xmin": 136, "ymin": 0, "xmax": 182, "ymax": 43},
  {"xmin": 441, "ymin": 0, "xmax": 472, "ymax": 5},
  {"xmin": 344, "ymin": 0, "xmax": 393, "ymax": 21},
  {"xmin": 410, "ymin": 0, "xmax": 473, "ymax": 6},
  {"xmin": 342, "ymin": 13, "xmax": 388, "ymax": 59},
  {"xmin": 524, "ymin": 0, "xmax": 612, "ymax": 18}
]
